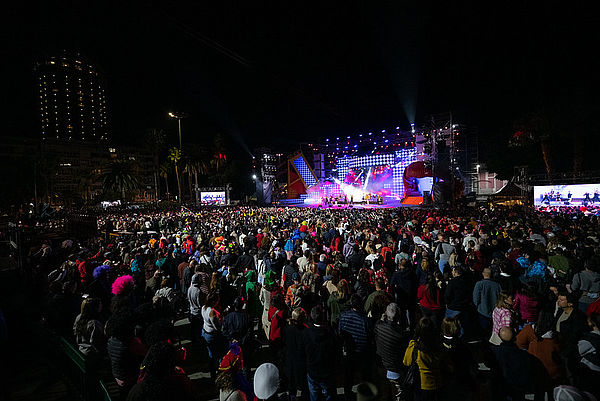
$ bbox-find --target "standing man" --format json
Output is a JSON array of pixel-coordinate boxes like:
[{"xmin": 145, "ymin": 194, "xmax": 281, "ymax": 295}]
[
  {"xmin": 303, "ymin": 305, "xmax": 339, "ymax": 401},
  {"xmin": 338, "ymin": 294, "xmax": 372, "ymax": 399},
  {"xmin": 472, "ymin": 268, "xmax": 501, "ymax": 336}
]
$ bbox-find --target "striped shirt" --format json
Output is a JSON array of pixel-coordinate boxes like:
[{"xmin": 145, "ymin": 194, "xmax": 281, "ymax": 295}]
[
  {"xmin": 492, "ymin": 307, "xmax": 513, "ymax": 335},
  {"xmin": 338, "ymin": 309, "xmax": 370, "ymax": 353}
]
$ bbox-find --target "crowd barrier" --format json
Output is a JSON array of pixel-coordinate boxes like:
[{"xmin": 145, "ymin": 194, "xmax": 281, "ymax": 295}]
[{"xmin": 56, "ymin": 336, "xmax": 113, "ymax": 401}]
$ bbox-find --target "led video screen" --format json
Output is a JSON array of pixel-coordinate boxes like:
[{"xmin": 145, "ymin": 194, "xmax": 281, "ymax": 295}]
[
  {"xmin": 200, "ymin": 191, "xmax": 226, "ymax": 205},
  {"xmin": 344, "ymin": 165, "xmax": 393, "ymax": 196},
  {"xmin": 534, "ymin": 184, "xmax": 600, "ymax": 206}
]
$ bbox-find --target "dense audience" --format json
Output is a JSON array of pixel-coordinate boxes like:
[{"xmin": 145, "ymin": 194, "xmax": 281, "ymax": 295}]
[{"xmin": 30, "ymin": 205, "xmax": 600, "ymax": 401}]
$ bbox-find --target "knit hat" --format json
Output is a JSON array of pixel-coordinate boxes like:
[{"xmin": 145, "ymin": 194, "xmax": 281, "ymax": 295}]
[
  {"xmin": 218, "ymin": 342, "xmax": 243, "ymax": 372},
  {"xmin": 554, "ymin": 386, "xmax": 596, "ymax": 401},
  {"xmin": 254, "ymin": 363, "xmax": 279, "ymax": 400},
  {"xmin": 385, "ymin": 302, "xmax": 400, "ymax": 322}
]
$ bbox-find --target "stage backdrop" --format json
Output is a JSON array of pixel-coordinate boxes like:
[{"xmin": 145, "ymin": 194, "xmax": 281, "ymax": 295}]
[{"xmin": 336, "ymin": 148, "xmax": 417, "ymax": 198}]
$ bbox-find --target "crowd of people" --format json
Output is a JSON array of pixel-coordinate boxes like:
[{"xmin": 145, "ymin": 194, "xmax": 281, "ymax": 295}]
[{"xmin": 30, "ymin": 204, "xmax": 600, "ymax": 401}]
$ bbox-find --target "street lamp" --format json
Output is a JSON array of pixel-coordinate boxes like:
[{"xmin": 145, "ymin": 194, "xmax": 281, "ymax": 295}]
[{"xmin": 168, "ymin": 112, "xmax": 186, "ymax": 150}]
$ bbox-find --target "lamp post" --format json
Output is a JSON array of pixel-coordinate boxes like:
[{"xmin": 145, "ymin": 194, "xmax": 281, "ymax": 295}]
[{"xmin": 168, "ymin": 112, "xmax": 185, "ymax": 150}]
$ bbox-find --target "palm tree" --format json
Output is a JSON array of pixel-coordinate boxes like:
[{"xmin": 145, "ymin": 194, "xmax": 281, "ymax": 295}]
[
  {"xmin": 159, "ymin": 162, "xmax": 171, "ymax": 200},
  {"xmin": 103, "ymin": 159, "xmax": 140, "ymax": 200},
  {"xmin": 168, "ymin": 147, "xmax": 182, "ymax": 203}
]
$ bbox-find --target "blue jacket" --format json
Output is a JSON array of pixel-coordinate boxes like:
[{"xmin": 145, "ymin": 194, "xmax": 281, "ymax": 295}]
[{"xmin": 472, "ymin": 278, "xmax": 501, "ymax": 317}]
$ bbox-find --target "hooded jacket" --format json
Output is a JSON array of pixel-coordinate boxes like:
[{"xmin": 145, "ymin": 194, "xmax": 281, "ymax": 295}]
[{"xmin": 343, "ymin": 237, "xmax": 355, "ymax": 259}]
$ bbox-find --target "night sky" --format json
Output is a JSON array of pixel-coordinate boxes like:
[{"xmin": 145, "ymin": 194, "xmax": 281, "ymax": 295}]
[{"xmin": 2, "ymin": 2, "xmax": 600, "ymax": 160}]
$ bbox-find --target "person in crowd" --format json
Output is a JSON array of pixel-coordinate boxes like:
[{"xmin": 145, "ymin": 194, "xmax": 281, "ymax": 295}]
[
  {"xmin": 223, "ymin": 296, "xmax": 251, "ymax": 350},
  {"xmin": 188, "ymin": 268, "xmax": 207, "ymax": 343},
  {"xmin": 283, "ymin": 308, "xmax": 309, "ymax": 401},
  {"xmin": 355, "ymin": 268, "xmax": 374, "ymax": 302},
  {"xmin": 572, "ymin": 259, "xmax": 600, "ymax": 313},
  {"xmin": 418, "ymin": 273, "xmax": 444, "ymax": 328},
  {"xmin": 490, "ymin": 292, "xmax": 516, "ymax": 345},
  {"xmin": 390, "ymin": 258, "xmax": 417, "ymax": 328},
  {"xmin": 513, "ymin": 283, "xmax": 541, "ymax": 326},
  {"xmin": 365, "ymin": 277, "xmax": 392, "ymax": 317},
  {"xmin": 303, "ymin": 305, "xmax": 338, "ymax": 401},
  {"xmin": 556, "ymin": 290, "xmax": 589, "ymax": 382},
  {"xmin": 444, "ymin": 265, "xmax": 474, "ymax": 337},
  {"xmin": 439, "ymin": 317, "xmax": 477, "ymax": 401},
  {"xmin": 327, "ymin": 278, "xmax": 352, "ymax": 327},
  {"xmin": 492, "ymin": 327, "xmax": 537, "ymax": 401},
  {"xmin": 339, "ymin": 294, "xmax": 372, "ymax": 398},
  {"xmin": 126, "ymin": 341, "xmax": 195, "ymax": 401},
  {"xmin": 107, "ymin": 310, "xmax": 147, "ymax": 399},
  {"xmin": 577, "ymin": 313, "xmax": 600, "ymax": 395},
  {"xmin": 473, "ymin": 267, "xmax": 501, "ymax": 336},
  {"xmin": 374, "ymin": 303, "xmax": 409, "ymax": 401},
  {"xmin": 435, "ymin": 234, "xmax": 455, "ymax": 275},
  {"xmin": 267, "ymin": 293, "xmax": 287, "ymax": 358},
  {"xmin": 73, "ymin": 297, "xmax": 105, "ymax": 357},
  {"xmin": 202, "ymin": 290, "xmax": 226, "ymax": 380},
  {"xmin": 516, "ymin": 308, "xmax": 565, "ymax": 389},
  {"xmin": 260, "ymin": 270, "xmax": 282, "ymax": 338},
  {"xmin": 403, "ymin": 317, "xmax": 443, "ymax": 401}
]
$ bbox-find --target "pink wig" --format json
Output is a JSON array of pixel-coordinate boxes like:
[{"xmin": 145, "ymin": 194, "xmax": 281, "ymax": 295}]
[{"xmin": 112, "ymin": 275, "xmax": 134, "ymax": 296}]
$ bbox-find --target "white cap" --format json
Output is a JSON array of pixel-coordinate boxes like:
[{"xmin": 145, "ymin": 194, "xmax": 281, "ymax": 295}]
[
  {"xmin": 254, "ymin": 363, "xmax": 279, "ymax": 400},
  {"xmin": 554, "ymin": 386, "xmax": 596, "ymax": 401}
]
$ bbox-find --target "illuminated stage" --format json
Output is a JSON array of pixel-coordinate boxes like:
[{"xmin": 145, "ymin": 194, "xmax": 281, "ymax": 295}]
[
  {"xmin": 290, "ymin": 198, "xmax": 418, "ymax": 209},
  {"xmin": 296, "ymin": 148, "xmax": 426, "ymax": 207}
]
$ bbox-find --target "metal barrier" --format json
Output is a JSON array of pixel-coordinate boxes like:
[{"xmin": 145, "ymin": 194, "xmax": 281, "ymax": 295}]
[{"xmin": 57, "ymin": 337, "xmax": 113, "ymax": 401}]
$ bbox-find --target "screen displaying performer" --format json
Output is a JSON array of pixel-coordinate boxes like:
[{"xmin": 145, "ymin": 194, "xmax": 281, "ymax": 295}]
[
  {"xmin": 534, "ymin": 184, "xmax": 600, "ymax": 206},
  {"xmin": 344, "ymin": 164, "xmax": 394, "ymax": 196},
  {"xmin": 200, "ymin": 191, "xmax": 227, "ymax": 205}
]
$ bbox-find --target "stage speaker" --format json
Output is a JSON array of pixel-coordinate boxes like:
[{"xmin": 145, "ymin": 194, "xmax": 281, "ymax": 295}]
[
  {"xmin": 432, "ymin": 182, "xmax": 451, "ymax": 205},
  {"xmin": 422, "ymin": 191, "xmax": 431, "ymax": 205}
]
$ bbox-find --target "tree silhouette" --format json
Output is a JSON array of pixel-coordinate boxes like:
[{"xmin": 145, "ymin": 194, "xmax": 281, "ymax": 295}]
[
  {"xmin": 102, "ymin": 159, "xmax": 140, "ymax": 200},
  {"xmin": 168, "ymin": 147, "xmax": 182, "ymax": 203}
]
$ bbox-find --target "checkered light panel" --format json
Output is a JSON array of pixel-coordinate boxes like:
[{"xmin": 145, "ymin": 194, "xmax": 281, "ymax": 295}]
[{"xmin": 292, "ymin": 156, "xmax": 317, "ymax": 187}]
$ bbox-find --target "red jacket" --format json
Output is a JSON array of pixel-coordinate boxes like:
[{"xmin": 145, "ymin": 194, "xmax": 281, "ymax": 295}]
[
  {"xmin": 268, "ymin": 307, "xmax": 285, "ymax": 344},
  {"xmin": 77, "ymin": 248, "xmax": 103, "ymax": 284},
  {"xmin": 417, "ymin": 284, "xmax": 442, "ymax": 310},
  {"xmin": 587, "ymin": 298, "xmax": 600, "ymax": 316}
]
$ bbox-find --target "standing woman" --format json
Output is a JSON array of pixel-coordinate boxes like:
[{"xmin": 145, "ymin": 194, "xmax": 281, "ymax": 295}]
[
  {"xmin": 417, "ymin": 274, "xmax": 444, "ymax": 328},
  {"xmin": 202, "ymin": 290, "xmax": 226, "ymax": 381},
  {"xmin": 403, "ymin": 317, "xmax": 443, "ymax": 401},
  {"xmin": 73, "ymin": 297, "xmax": 105, "ymax": 358},
  {"xmin": 260, "ymin": 270, "xmax": 281, "ymax": 338}
]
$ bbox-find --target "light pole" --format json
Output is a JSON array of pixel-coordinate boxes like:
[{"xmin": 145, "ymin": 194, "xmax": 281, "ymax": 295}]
[{"xmin": 168, "ymin": 112, "xmax": 184, "ymax": 150}]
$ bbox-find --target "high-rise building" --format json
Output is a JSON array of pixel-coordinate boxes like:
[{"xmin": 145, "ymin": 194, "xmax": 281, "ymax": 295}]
[{"xmin": 35, "ymin": 51, "xmax": 109, "ymax": 141}]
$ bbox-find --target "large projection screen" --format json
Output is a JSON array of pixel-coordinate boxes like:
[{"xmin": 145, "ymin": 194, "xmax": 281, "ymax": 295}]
[
  {"xmin": 534, "ymin": 184, "xmax": 600, "ymax": 206},
  {"xmin": 200, "ymin": 191, "xmax": 226, "ymax": 205}
]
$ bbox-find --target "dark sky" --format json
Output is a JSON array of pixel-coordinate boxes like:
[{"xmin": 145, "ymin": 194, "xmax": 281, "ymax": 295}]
[{"xmin": 2, "ymin": 2, "xmax": 599, "ymax": 156}]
